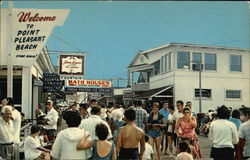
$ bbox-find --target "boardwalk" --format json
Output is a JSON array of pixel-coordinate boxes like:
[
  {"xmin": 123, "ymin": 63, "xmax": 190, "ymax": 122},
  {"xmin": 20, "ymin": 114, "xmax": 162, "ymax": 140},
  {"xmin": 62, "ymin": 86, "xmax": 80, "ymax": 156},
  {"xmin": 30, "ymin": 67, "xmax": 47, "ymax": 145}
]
[
  {"xmin": 60, "ymin": 119, "xmax": 213, "ymax": 160},
  {"xmin": 155, "ymin": 135, "xmax": 212, "ymax": 160}
]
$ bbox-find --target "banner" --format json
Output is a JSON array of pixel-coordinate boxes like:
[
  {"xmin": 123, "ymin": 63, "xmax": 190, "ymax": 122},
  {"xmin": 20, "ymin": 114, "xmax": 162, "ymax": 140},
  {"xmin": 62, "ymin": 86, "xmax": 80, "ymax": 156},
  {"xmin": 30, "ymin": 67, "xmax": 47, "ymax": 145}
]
[
  {"xmin": 65, "ymin": 87, "xmax": 112, "ymax": 93},
  {"xmin": 65, "ymin": 79, "xmax": 112, "ymax": 88},
  {"xmin": 1, "ymin": 8, "xmax": 70, "ymax": 66},
  {"xmin": 59, "ymin": 55, "xmax": 85, "ymax": 76}
]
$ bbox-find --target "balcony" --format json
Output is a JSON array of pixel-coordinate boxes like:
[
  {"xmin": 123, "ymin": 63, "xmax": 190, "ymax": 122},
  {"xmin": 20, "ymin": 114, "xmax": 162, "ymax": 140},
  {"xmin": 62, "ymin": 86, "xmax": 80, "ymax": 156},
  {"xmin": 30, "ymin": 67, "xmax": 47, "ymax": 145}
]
[{"xmin": 132, "ymin": 82, "xmax": 149, "ymax": 91}]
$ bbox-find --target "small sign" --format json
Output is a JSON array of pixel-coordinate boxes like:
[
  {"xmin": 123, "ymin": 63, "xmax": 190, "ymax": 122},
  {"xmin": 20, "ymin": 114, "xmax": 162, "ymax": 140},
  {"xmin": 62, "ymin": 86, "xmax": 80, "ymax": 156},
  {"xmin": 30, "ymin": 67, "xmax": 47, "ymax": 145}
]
[
  {"xmin": 59, "ymin": 55, "xmax": 85, "ymax": 76},
  {"xmin": 42, "ymin": 73, "xmax": 64, "ymax": 92},
  {"xmin": 65, "ymin": 87, "xmax": 112, "ymax": 93},
  {"xmin": 33, "ymin": 79, "xmax": 43, "ymax": 86},
  {"xmin": 60, "ymin": 75, "xmax": 83, "ymax": 80}
]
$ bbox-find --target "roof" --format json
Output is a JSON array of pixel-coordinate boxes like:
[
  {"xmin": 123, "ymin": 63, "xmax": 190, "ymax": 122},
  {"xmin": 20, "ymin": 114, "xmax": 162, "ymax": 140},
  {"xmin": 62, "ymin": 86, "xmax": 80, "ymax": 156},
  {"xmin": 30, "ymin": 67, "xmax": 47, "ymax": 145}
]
[
  {"xmin": 142, "ymin": 42, "xmax": 250, "ymax": 54},
  {"xmin": 134, "ymin": 85, "xmax": 173, "ymax": 99},
  {"xmin": 128, "ymin": 42, "xmax": 250, "ymax": 68}
]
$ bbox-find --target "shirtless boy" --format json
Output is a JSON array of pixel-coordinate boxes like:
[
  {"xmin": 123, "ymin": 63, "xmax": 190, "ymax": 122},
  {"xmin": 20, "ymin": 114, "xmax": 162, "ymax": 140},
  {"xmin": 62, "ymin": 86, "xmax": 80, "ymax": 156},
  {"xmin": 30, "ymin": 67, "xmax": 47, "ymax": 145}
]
[{"xmin": 116, "ymin": 109, "xmax": 145, "ymax": 160}]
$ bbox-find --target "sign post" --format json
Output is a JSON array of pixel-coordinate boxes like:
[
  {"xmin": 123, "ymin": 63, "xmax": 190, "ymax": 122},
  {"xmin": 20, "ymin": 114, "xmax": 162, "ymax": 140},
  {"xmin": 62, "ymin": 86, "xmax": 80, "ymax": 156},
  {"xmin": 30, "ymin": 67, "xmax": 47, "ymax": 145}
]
[{"xmin": 7, "ymin": 1, "xmax": 13, "ymax": 97}]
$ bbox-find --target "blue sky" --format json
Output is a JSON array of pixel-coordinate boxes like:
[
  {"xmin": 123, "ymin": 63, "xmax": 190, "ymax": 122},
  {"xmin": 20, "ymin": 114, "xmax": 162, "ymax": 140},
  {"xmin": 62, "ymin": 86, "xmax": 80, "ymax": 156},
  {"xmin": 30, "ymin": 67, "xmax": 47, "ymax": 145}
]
[{"xmin": 2, "ymin": 1, "xmax": 249, "ymax": 86}]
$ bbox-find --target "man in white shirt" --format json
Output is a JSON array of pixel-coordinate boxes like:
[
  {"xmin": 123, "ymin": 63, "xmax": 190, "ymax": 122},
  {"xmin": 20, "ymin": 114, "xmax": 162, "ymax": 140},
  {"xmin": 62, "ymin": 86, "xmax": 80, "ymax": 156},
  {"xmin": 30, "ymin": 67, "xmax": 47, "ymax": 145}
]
[
  {"xmin": 110, "ymin": 104, "xmax": 124, "ymax": 133},
  {"xmin": 173, "ymin": 100, "xmax": 184, "ymax": 147},
  {"xmin": 173, "ymin": 100, "xmax": 184, "ymax": 121},
  {"xmin": 79, "ymin": 106, "xmax": 112, "ymax": 141},
  {"xmin": 110, "ymin": 104, "xmax": 124, "ymax": 122},
  {"xmin": 6, "ymin": 97, "xmax": 21, "ymax": 144},
  {"xmin": 45, "ymin": 100, "xmax": 59, "ymax": 141},
  {"xmin": 237, "ymin": 107, "xmax": 250, "ymax": 160},
  {"xmin": 209, "ymin": 105, "xmax": 239, "ymax": 160},
  {"xmin": 0, "ymin": 105, "xmax": 15, "ymax": 159}
]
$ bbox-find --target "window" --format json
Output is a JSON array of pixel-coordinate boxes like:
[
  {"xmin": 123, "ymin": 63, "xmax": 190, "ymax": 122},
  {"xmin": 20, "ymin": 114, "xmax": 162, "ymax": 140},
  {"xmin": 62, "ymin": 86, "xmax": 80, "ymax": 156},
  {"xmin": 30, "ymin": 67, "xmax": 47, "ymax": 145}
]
[
  {"xmin": 160, "ymin": 57, "xmax": 164, "ymax": 73},
  {"xmin": 230, "ymin": 55, "xmax": 242, "ymax": 72},
  {"xmin": 192, "ymin": 52, "xmax": 202, "ymax": 70},
  {"xmin": 160, "ymin": 52, "xmax": 172, "ymax": 73},
  {"xmin": 204, "ymin": 53, "xmax": 216, "ymax": 70},
  {"xmin": 168, "ymin": 53, "xmax": 171, "ymax": 70},
  {"xmin": 177, "ymin": 51, "xmax": 190, "ymax": 69},
  {"xmin": 195, "ymin": 89, "xmax": 211, "ymax": 98},
  {"xmin": 164, "ymin": 54, "xmax": 168, "ymax": 72},
  {"xmin": 192, "ymin": 52, "xmax": 202, "ymax": 63},
  {"xmin": 132, "ymin": 72, "xmax": 139, "ymax": 84},
  {"xmin": 226, "ymin": 90, "xmax": 241, "ymax": 99},
  {"xmin": 153, "ymin": 60, "xmax": 160, "ymax": 75}
]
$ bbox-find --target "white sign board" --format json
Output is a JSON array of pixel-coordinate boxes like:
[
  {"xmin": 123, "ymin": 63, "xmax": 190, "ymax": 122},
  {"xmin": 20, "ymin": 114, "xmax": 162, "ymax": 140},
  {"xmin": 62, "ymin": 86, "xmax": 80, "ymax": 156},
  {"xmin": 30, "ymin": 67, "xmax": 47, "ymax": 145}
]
[
  {"xmin": 1, "ymin": 8, "xmax": 70, "ymax": 66},
  {"xmin": 59, "ymin": 55, "xmax": 85, "ymax": 76}
]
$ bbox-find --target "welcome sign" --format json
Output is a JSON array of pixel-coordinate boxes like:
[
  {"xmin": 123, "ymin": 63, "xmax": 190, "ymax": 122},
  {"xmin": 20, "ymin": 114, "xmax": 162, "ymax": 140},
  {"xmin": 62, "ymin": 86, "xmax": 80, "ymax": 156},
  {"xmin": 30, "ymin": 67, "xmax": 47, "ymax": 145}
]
[{"xmin": 0, "ymin": 9, "xmax": 70, "ymax": 66}]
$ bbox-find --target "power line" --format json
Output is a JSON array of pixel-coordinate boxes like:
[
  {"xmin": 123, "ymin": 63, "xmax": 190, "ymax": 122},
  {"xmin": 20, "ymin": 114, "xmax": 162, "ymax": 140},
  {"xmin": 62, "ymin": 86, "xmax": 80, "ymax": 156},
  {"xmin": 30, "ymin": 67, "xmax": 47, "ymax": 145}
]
[
  {"xmin": 109, "ymin": 71, "xmax": 127, "ymax": 78},
  {"xmin": 51, "ymin": 33, "xmax": 82, "ymax": 52}
]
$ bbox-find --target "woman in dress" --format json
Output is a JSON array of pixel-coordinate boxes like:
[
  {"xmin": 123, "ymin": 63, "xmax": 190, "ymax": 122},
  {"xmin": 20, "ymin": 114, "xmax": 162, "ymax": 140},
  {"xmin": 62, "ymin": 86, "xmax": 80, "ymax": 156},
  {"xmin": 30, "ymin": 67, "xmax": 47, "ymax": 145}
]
[
  {"xmin": 176, "ymin": 107, "xmax": 201, "ymax": 159},
  {"xmin": 147, "ymin": 102, "xmax": 166, "ymax": 160}
]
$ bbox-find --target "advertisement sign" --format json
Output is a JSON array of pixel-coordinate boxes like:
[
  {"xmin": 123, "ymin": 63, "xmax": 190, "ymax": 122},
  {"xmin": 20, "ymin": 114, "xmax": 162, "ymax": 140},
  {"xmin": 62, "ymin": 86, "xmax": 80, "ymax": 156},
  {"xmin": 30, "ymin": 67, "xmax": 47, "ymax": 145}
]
[
  {"xmin": 65, "ymin": 87, "xmax": 112, "ymax": 93},
  {"xmin": 65, "ymin": 79, "xmax": 112, "ymax": 88},
  {"xmin": 42, "ymin": 73, "xmax": 64, "ymax": 92},
  {"xmin": 59, "ymin": 55, "xmax": 85, "ymax": 76},
  {"xmin": 0, "ymin": 9, "xmax": 70, "ymax": 66}
]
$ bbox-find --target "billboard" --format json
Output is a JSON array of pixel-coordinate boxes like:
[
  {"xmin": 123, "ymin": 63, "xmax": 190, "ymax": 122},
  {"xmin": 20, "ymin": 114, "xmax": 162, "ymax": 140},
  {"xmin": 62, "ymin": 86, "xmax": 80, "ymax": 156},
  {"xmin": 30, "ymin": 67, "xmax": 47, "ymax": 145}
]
[
  {"xmin": 0, "ymin": 8, "xmax": 70, "ymax": 66},
  {"xmin": 59, "ymin": 55, "xmax": 85, "ymax": 76}
]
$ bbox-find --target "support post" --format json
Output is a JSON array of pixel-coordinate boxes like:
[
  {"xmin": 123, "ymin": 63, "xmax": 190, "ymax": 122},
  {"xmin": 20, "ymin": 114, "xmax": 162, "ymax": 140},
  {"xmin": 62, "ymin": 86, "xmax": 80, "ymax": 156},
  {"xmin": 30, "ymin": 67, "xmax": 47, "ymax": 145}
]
[{"xmin": 7, "ymin": 1, "xmax": 13, "ymax": 97}]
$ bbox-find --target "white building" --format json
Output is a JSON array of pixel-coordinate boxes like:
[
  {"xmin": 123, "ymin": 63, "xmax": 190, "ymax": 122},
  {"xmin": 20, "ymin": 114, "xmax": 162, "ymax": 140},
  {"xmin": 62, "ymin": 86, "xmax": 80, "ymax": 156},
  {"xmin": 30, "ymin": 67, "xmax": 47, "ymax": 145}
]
[
  {"xmin": 0, "ymin": 47, "xmax": 55, "ymax": 119},
  {"xmin": 127, "ymin": 43, "xmax": 250, "ymax": 113}
]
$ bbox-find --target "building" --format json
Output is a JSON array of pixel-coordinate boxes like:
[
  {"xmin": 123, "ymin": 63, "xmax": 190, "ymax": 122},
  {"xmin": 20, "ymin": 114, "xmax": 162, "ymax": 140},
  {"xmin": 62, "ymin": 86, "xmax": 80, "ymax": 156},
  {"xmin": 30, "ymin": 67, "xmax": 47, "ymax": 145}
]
[
  {"xmin": 127, "ymin": 43, "xmax": 250, "ymax": 113},
  {"xmin": 0, "ymin": 47, "xmax": 55, "ymax": 119}
]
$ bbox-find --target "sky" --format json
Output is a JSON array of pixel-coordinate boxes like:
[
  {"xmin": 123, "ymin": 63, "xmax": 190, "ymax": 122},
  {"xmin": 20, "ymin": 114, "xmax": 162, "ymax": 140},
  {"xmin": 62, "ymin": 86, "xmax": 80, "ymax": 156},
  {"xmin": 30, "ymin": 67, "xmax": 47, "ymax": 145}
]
[{"xmin": 1, "ymin": 1, "xmax": 250, "ymax": 87}]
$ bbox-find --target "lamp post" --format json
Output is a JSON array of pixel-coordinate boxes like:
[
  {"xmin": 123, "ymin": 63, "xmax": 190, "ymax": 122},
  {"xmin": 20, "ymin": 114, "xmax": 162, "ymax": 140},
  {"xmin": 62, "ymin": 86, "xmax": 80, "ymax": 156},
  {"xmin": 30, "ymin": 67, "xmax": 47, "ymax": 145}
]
[
  {"xmin": 198, "ymin": 63, "xmax": 202, "ymax": 113},
  {"xmin": 184, "ymin": 61, "xmax": 203, "ymax": 113}
]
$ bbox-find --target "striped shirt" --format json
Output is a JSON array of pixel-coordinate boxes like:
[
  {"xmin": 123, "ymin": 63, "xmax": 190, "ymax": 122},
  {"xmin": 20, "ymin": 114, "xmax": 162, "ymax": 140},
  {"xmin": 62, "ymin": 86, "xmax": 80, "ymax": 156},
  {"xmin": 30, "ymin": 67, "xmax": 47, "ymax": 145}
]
[{"xmin": 134, "ymin": 107, "xmax": 148, "ymax": 129}]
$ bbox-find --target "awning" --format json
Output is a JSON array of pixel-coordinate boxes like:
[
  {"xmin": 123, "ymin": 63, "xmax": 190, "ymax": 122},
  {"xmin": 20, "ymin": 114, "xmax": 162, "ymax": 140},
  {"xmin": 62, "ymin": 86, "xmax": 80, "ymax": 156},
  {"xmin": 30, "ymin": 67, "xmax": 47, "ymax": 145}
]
[{"xmin": 134, "ymin": 85, "xmax": 173, "ymax": 99}]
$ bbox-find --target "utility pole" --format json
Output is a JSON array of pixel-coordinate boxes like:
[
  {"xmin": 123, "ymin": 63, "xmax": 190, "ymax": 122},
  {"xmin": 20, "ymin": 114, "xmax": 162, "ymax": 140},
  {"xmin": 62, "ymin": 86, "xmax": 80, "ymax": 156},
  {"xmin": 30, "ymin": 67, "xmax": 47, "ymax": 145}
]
[
  {"xmin": 7, "ymin": 1, "xmax": 13, "ymax": 97},
  {"xmin": 199, "ymin": 63, "xmax": 202, "ymax": 113}
]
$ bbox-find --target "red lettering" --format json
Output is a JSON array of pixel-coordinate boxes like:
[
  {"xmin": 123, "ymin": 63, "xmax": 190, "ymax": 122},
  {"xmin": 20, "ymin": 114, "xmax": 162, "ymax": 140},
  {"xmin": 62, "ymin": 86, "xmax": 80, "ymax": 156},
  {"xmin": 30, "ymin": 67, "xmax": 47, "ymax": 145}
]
[{"xmin": 17, "ymin": 12, "xmax": 56, "ymax": 23}]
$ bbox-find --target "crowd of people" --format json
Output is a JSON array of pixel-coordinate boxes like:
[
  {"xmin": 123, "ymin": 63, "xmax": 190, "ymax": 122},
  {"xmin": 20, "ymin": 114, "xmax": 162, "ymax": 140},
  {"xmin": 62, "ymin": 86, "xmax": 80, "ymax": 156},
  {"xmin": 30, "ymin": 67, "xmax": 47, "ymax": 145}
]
[{"xmin": 0, "ymin": 97, "xmax": 250, "ymax": 160}]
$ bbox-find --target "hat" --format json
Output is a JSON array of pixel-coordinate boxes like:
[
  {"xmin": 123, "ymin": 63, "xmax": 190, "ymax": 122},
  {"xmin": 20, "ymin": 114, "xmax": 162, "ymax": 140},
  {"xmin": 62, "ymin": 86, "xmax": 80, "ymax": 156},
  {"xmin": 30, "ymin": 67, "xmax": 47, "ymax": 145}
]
[{"xmin": 47, "ymin": 100, "xmax": 53, "ymax": 104}]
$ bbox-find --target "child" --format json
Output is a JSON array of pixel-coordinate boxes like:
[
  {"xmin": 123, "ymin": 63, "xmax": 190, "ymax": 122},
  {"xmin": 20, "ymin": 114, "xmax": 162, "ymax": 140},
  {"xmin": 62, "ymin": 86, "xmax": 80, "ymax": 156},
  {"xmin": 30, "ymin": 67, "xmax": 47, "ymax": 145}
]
[
  {"xmin": 176, "ymin": 140, "xmax": 193, "ymax": 160},
  {"xmin": 24, "ymin": 125, "xmax": 50, "ymax": 160},
  {"xmin": 143, "ymin": 135, "xmax": 154, "ymax": 160}
]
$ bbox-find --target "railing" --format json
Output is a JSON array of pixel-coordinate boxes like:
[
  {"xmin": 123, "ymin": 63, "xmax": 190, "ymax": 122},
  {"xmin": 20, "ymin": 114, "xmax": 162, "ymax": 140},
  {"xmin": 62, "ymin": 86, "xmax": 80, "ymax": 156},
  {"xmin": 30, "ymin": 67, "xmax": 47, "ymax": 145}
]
[
  {"xmin": 14, "ymin": 122, "xmax": 33, "ymax": 160},
  {"xmin": 131, "ymin": 82, "xmax": 149, "ymax": 91}
]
